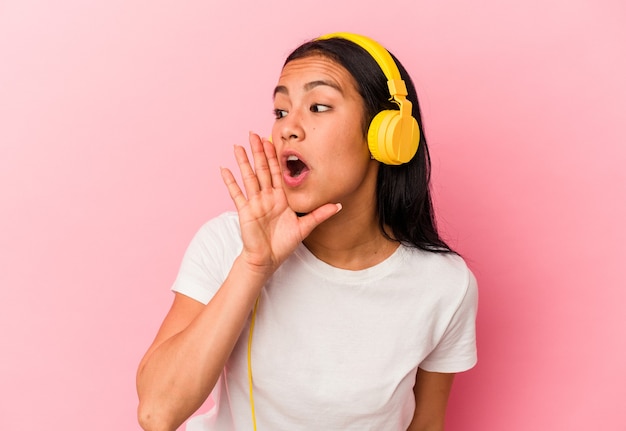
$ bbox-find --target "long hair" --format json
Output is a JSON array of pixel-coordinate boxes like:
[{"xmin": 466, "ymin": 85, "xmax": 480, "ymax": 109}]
[{"xmin": 285, "ymin": 37, "xmax": 453, "ymax": 253}]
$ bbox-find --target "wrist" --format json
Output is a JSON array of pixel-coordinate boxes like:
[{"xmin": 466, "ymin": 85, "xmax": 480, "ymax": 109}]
[
  {"xmin": 231, "ymin": 255, "xmax": 274, "ymax": 289},
  {"xmin": 236, "ymin": 252, "xmax": 279, "ymax": 279}
]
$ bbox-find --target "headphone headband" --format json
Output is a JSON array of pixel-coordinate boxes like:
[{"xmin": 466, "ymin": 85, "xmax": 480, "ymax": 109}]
[
  {"xmin": 315, "ymin": 32, "xmax": 420, "ymax": 165},
  {"xmin": 317, "ymin": 33, "xmax": 404, "ymax": 91}
]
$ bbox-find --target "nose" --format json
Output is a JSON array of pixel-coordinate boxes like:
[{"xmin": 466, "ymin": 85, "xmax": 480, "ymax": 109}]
[{"xmin": 279, "ymin": 110, "xmax": 305, "ymax": 142}]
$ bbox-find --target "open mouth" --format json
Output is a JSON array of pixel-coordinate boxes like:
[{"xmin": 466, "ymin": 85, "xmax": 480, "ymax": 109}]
[{"xmin": 286, "ymin": 155, "xmax": 308, "ymax": 177}]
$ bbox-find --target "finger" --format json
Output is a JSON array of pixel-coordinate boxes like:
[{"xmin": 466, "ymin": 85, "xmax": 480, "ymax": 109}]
[
  {"xmin": 249, "ymin": 132, "xmax": 272, "ymax": 191},
  {"xmin": 297, "ymin": 203, "xmax": 342, "ymax": 238},
  {"xmin": 220, "ymin": 166, "xmax": 247, "ymax": 210},
  {"xmin": 233, "ymin": 144, "xmax": 260, "ymax": 197},
  {"xmin": 262, "ymin": 138, "xmax": 283, "ymax": 190}
]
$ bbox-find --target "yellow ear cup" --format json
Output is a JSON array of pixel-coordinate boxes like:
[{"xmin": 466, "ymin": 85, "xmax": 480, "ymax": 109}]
[{"xmin": 368, "ymin": 108, "xmax": 420, "ymax": 165}]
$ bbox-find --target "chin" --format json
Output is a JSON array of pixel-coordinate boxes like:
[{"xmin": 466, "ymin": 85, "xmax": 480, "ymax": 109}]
[
  {"xmin": 285, "ymin": 187, "xmax": 341, "ymax": 216},
  {"xmin": 289, "ymin": 204, "xmax": 315, "ymax": 216},
  {"xmin": 286, "ymin": 196, "xmax": 317, "ymax": 216}
]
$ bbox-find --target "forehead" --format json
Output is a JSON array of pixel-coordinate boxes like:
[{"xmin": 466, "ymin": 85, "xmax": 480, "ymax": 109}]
[{"xmin": 276, "ymin": 55, "xmax": 359, "ymax": 96}]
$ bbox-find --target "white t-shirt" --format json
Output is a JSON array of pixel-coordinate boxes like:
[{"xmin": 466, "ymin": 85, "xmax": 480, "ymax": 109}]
[{"xmin": 172, "ymin": 212, "xmax": 477, "ymax": 431}]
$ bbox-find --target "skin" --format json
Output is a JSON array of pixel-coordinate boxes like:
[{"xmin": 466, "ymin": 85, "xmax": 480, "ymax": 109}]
[{"xmin": 136, "ymin": 56, "xmax": 454, "ymax": 431}]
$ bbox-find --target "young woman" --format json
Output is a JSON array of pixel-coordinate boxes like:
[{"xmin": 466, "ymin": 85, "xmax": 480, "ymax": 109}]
[{"xmin": 137, "ymin": 33, "xmax": 477, "ymax": 431}]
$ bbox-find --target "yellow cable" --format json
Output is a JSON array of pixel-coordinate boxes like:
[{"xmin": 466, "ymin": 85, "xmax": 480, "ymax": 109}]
[{"xmin": 247, "ymin": 296, "xmax": 260, "ymax": 431}]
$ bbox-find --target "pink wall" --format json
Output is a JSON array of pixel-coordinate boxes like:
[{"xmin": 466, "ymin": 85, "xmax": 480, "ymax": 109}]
[{"xmin": 1, "ymin": 1, "xmax": 624, "ymax": 429}]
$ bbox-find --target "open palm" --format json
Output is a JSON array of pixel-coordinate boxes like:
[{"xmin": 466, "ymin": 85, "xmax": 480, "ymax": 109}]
[{"xmin": 220, "ymin": 133, "xmax": 340, "ymax": 277}]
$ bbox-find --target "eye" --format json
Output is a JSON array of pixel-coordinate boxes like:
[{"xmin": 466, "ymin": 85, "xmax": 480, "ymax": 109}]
[
  {"xmin": 273, "ymin": 109, "xmax": 288, "ymax": 119},
  {"xmin": 310, "ymin": 104, "xmax": 331, "ymax": 113}
]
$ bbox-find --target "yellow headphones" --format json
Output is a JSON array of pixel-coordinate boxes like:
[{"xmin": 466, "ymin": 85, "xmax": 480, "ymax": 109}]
[{"xmin": 317, "ymin": 32, "xmax": 420, "ymax": 165}]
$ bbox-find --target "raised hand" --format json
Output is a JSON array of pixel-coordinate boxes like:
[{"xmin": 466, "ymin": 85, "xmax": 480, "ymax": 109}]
[{"xmin": 220, "ymin": 133, "xmax": 341, "ymax": 277}]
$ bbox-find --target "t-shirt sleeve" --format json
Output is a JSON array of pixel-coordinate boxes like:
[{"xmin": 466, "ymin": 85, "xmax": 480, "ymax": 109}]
[
  {"xmin": 171, "ymin": 212, "xmax": 242, "ymax": 305},
  {"xmin": 419, "ymin": 268, "xmax": 478, "ymax": 373}
]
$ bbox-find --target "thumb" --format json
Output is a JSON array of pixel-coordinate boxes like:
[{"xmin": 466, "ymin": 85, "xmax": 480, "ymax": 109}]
[{"xmin": 297, "ymin": 203, "xmax": 342, "ymax": 238}]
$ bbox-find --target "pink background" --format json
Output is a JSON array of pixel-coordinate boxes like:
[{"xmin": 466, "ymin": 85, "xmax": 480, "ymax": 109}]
[{"xmin": 1, "ymin": 1, "xmax": 625, "ymax": 429}]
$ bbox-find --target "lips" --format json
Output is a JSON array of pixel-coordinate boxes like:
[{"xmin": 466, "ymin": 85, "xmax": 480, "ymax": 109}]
[{"xmin": 282, "ymin": 152, "xmax": 310, "ymax": 187}]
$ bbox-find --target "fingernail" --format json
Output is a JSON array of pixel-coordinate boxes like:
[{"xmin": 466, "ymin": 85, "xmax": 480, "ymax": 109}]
[{"xmin": 336, "ymin": 203, "xmax": 342, "ymax": 213}]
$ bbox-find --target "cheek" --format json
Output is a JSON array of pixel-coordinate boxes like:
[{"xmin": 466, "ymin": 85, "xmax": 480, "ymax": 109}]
[
  {"xmin": 314, "ymin": 112, "xmax": 369, "ymax": 167},
  {"xmin": 327, "ymin": 144, "xmax": 372, "ymax": 181},
  {"xmin": 346, "ymin": 130, "xmax": 370, "ymax": 160}
]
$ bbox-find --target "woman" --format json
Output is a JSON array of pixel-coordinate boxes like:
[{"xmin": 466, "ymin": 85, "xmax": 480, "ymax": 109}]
[{"xmin": 137, "ymin": 33, "xmax": 477, "ymax": 431}]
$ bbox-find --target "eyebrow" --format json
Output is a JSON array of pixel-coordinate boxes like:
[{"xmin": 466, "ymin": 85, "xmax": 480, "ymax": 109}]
[{"xmin": 273, "ymin": 80, "xmax": 343, "ymax": 98}]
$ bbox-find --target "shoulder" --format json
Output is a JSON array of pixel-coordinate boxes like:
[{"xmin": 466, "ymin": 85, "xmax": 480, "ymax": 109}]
[
  {"xmin": 171, "ymin": 212, "xmax": 242, "ymax": 304},
  {"xmin": 401, "ymin": 247, "xmax": 474, "ymax": 291},
  {"xmin": 187, "ymin": 210, "xmax": 243, "ymax": 269},
  {"xmin": 197, "ymin": 211, "xmax": 241, "ymax": 240},
  {"xmin": 187, "ymin": 211, "xmax": 242, "ymax": 254},
  {"xmin": 409, "ymin": 250, "xmax": 478, "ymax": 372},
  {"xmin": 397, "ymin": 247, "xmax": 478, "ymax": 318}
]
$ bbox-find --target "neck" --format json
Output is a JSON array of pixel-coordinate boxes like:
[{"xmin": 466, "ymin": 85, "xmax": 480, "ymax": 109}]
[{"xmin": 303, "ymin": 205, "xmax": 398, "ymax": 271}]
